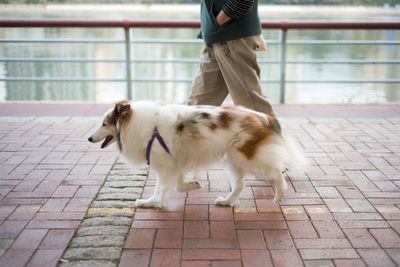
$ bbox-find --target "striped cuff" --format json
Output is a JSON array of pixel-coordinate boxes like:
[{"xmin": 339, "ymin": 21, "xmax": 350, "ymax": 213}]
[{"xmin": 222, "ymin": 0, "xmax": 255, "ymax": 19}]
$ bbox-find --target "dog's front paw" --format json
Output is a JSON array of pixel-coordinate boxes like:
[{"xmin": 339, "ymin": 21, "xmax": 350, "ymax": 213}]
[
  {"xmin": 178, "ymin": 180, "xmax": 202, "ymax": 192},
  {"xmin": 135, "ymin": 198, "xmax": 162, "ymax": 209},
  {"xmin": 135, "ymin": 199, "xmax": 146, "ymax": 207},
  {"xmin": 215, "ymin": 197, "xmax": 234, "ymax": 207}
]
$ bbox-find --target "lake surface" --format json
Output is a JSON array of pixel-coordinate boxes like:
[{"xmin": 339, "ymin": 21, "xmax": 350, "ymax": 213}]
[{"xmin": 0, "ymin": 4, "xmax": 399, "ymax": 104}]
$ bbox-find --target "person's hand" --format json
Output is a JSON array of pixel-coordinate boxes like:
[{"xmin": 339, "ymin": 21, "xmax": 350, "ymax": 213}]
[{"xmin": 216, "ymin": 10, "xmax": 231, "ymax": 26}]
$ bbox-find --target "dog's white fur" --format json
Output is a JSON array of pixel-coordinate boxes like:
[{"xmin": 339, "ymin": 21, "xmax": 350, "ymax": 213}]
[{"xmin": 88, "ymin": 101, "xmax": 307, "ymax": 208}]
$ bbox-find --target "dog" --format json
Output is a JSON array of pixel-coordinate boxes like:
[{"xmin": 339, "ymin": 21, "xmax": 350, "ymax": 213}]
[{"xmin": 88, "ymin": 100, "xmax": 307, "ymax": 208}]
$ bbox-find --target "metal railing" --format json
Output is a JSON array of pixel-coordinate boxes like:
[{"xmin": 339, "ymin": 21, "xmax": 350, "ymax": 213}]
[{"xmin": 0, "ymin": 19, "xmax": 399, "ymax": 103}]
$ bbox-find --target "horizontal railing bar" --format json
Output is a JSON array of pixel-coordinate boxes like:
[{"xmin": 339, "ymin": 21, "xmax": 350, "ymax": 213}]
[
  {"xmin": 267, "ymin": 21, "xmax": 400, "ymax": 30},
  {"xmin": 0, "ymin": 58, "xmax": 126, "ymax": 63},
  {"xmin": 1, "ymin": 58, "xmax": 399, "ymax": 65},
  {"xmin": 0, "ymin": 58, "xmax": 200, "ymax": 63},
  {"xmin": 0, "ymin": 39, "xmax": 124, "ymax": 44},
  {"xmin": 0, "ymin": 38, "xmax": 204, "ymax": 44},
  {"xmin": 132, "ymin": 59, "xmax": 197, "ymax": 63},
  {"xmin": 131, "ymin": 40, "xmax": 400, "ymax": 45},
  {"xmin": 1, "ymin": 19, "xmax": 400, "ymax": 30},
  {"xmin": 133, "ymin": 79, "xmax": 400, "ymax": 83},
  {"xmin": 131, "ymin": 39, "xmax": 400, "ymax": 45},
  {"xmin": 0, "ymin": 19, "xmax": 202, "ymax": 28},
  {"xmin": 132, "ymin": 59, "xmax": 400, "ymax": 64},
  {"xmin": 287, "ymin": 40, "xmax": 400, "ymax": 45},
  {"xmin": 131, "ymin": 39, "xmax": 203, "ymax": 44},
  {"xmin": 0, "ymin": 78, "xmax": 126, "ymax": 82},
  {"xmin": 131, "ymin": 59, "xmax": 400, "ymax": 64},
  {"xmin": 1, "ymin": 77, "xmax": 399, "ymax": 84},
  {"xmin": 1, "ymin": 38, "xmax": 399, "ymax": 45},
  {"xmin": 285, "ymin": 80, "xmax": 400, "ymax": 83},
  {"xmin": 285, "ymin": 60, "xmax": 400, "ymax": 64}
]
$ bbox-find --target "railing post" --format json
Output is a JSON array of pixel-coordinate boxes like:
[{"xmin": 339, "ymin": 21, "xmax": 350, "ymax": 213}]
[
  {"xmin": 279, "ymin": 29, "xmax": 287, "ymax": 104},
  {"xmin": 124, "ymin": 26, "xmax": 132, "ymax": 100}
]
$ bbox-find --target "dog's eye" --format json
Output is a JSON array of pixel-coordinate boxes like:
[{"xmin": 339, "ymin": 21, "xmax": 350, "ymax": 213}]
[{"xmin": 102, "ymin": 123, "xmax": 106, "ymax": 127}]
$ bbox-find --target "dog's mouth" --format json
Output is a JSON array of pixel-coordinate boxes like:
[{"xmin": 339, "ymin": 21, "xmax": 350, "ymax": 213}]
[{"xmin": 101, "ymin": 135, "xmax": 114, "ymax": 149}]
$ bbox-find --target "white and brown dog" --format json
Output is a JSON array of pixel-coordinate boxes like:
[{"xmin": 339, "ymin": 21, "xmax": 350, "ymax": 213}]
[{"xmin": 88, "ymin": 100, "xmax": 306, "ymax": 208}]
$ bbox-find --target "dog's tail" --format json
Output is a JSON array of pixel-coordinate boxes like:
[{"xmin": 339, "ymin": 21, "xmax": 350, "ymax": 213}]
[{"xmin": 282, "ymin": 134, "xmax": 308, "ymax": 171}]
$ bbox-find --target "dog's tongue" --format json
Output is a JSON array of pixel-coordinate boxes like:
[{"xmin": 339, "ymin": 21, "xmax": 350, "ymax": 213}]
[{"xmin": 101, "ymin": 136, "xmax": 113, "ymax": 149}]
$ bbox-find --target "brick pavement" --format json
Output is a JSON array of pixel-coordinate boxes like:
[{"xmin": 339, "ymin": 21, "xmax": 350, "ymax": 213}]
[
  {"xmin": 0, "ymin": 116, "xmax": 119, "ymax": 267},
  {"xmin": 0, "ymin": 107, "xmax": 400, "ymax": 267}
]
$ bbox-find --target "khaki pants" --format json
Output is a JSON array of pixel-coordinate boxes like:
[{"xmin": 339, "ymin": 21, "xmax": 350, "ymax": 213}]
[{"xmin": 187, "ymin": 35, "xmax": 275, "ymax": 115}]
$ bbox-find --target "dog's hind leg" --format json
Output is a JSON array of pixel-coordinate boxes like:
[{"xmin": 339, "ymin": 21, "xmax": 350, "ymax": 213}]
[
  {"xmin": 273, "ymin": 170, "xmax": 288, "ymax": 204},
  {"xmin": 135, "ymin": 172, "xmax": 175, "ymax": 209},
  {"xmin": 215, "ymin": 163, "xmax": 244, "ymax": 207},
  {"xmin": 177, "ymin": 175, "xmax": 202, "ymax": 192}
]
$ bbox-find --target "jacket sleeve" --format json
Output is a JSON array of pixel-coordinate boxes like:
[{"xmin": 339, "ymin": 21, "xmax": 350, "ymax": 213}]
[{"xmin": 222, "ymin": 0, "xmax": 255, "ymax": 20}]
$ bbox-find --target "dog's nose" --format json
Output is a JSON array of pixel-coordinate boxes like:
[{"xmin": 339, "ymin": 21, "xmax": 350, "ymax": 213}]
[{"xmin": 88, "ymin": 137, "xmax": 93, "ymax": 142}]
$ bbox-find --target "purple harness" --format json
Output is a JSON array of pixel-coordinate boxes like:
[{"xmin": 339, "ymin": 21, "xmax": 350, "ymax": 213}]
[{"xmin": 146, "ymin": 127, "xmax": 171, "ymax": 165}]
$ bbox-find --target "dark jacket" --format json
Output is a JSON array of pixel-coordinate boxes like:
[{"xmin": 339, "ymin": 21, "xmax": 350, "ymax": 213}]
[{"xmin": 199, "ymin": 0, "xmax": 262, "ymax": 45}]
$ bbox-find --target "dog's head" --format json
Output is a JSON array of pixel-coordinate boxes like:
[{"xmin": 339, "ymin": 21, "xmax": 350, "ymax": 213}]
[{"xmin": 88, "ymin": 100, "xmax": 131, "ymax": 149}]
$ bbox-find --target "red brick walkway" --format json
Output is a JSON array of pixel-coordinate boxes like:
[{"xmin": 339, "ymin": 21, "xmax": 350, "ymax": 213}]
[
  {"xmin": 0, "ymin": 116, "xmax": 118, "ymax": 267},
  {"xmin": 0, "ymin": 104, "xmax": 400, "ymax": 267}
]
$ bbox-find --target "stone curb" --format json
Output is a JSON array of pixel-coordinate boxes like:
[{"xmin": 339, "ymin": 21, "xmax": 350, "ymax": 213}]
[{"xmin": 58, "ymin": 159, "xmax": 148, "ymax": 267}]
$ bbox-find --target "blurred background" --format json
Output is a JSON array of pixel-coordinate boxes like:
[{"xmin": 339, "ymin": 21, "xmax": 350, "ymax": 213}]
[{"xmin": 0, "ymin": 0, "xmax": 399, "ymax": 104}]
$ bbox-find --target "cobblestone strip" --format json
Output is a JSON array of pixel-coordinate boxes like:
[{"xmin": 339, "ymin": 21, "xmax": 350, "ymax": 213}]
[{"xmin": 59, "ymin": 159, "xmax": 148, "ymax": 267}]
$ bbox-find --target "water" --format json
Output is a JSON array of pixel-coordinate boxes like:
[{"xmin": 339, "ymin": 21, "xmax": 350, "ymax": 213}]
[{"xmin": 0, "ymin": 4, "xmax": 399, "ymax": 104}]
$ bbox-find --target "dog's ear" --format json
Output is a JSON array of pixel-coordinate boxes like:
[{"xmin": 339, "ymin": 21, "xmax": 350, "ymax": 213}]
[{"xmin": 114, "ymin": 100, "xmax": 131, "ymax": 117}]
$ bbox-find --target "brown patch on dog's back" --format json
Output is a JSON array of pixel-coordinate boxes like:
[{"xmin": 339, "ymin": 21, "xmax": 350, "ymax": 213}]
[
  {"xmin": 175, "ymin": 114, "xmax": 203, "ymax": 140},
  {"xmin": 238, "ymin": 114, "xmax": 279, "ymax": 160},
  {"xmin": 218, "ymin": 111, "xmax": 233, "ymax": 129},
  {"xmin": 208, "ymin": 122, "xmax": 217, "ymax": 131}
]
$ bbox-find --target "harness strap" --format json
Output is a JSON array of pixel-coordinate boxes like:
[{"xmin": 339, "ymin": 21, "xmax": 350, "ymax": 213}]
[{"xmin": 146, "ymin": 127, "xmax": 171, "ymax": 165}]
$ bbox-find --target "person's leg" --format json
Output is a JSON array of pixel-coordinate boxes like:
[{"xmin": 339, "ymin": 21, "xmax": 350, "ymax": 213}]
[
  {"xmin": 187, "ymin": 45, "xmax": 229, "ymax": 106},
  {"xmin": 213, "ymin": 35, "xmax": 275, "ymax": 115}
]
